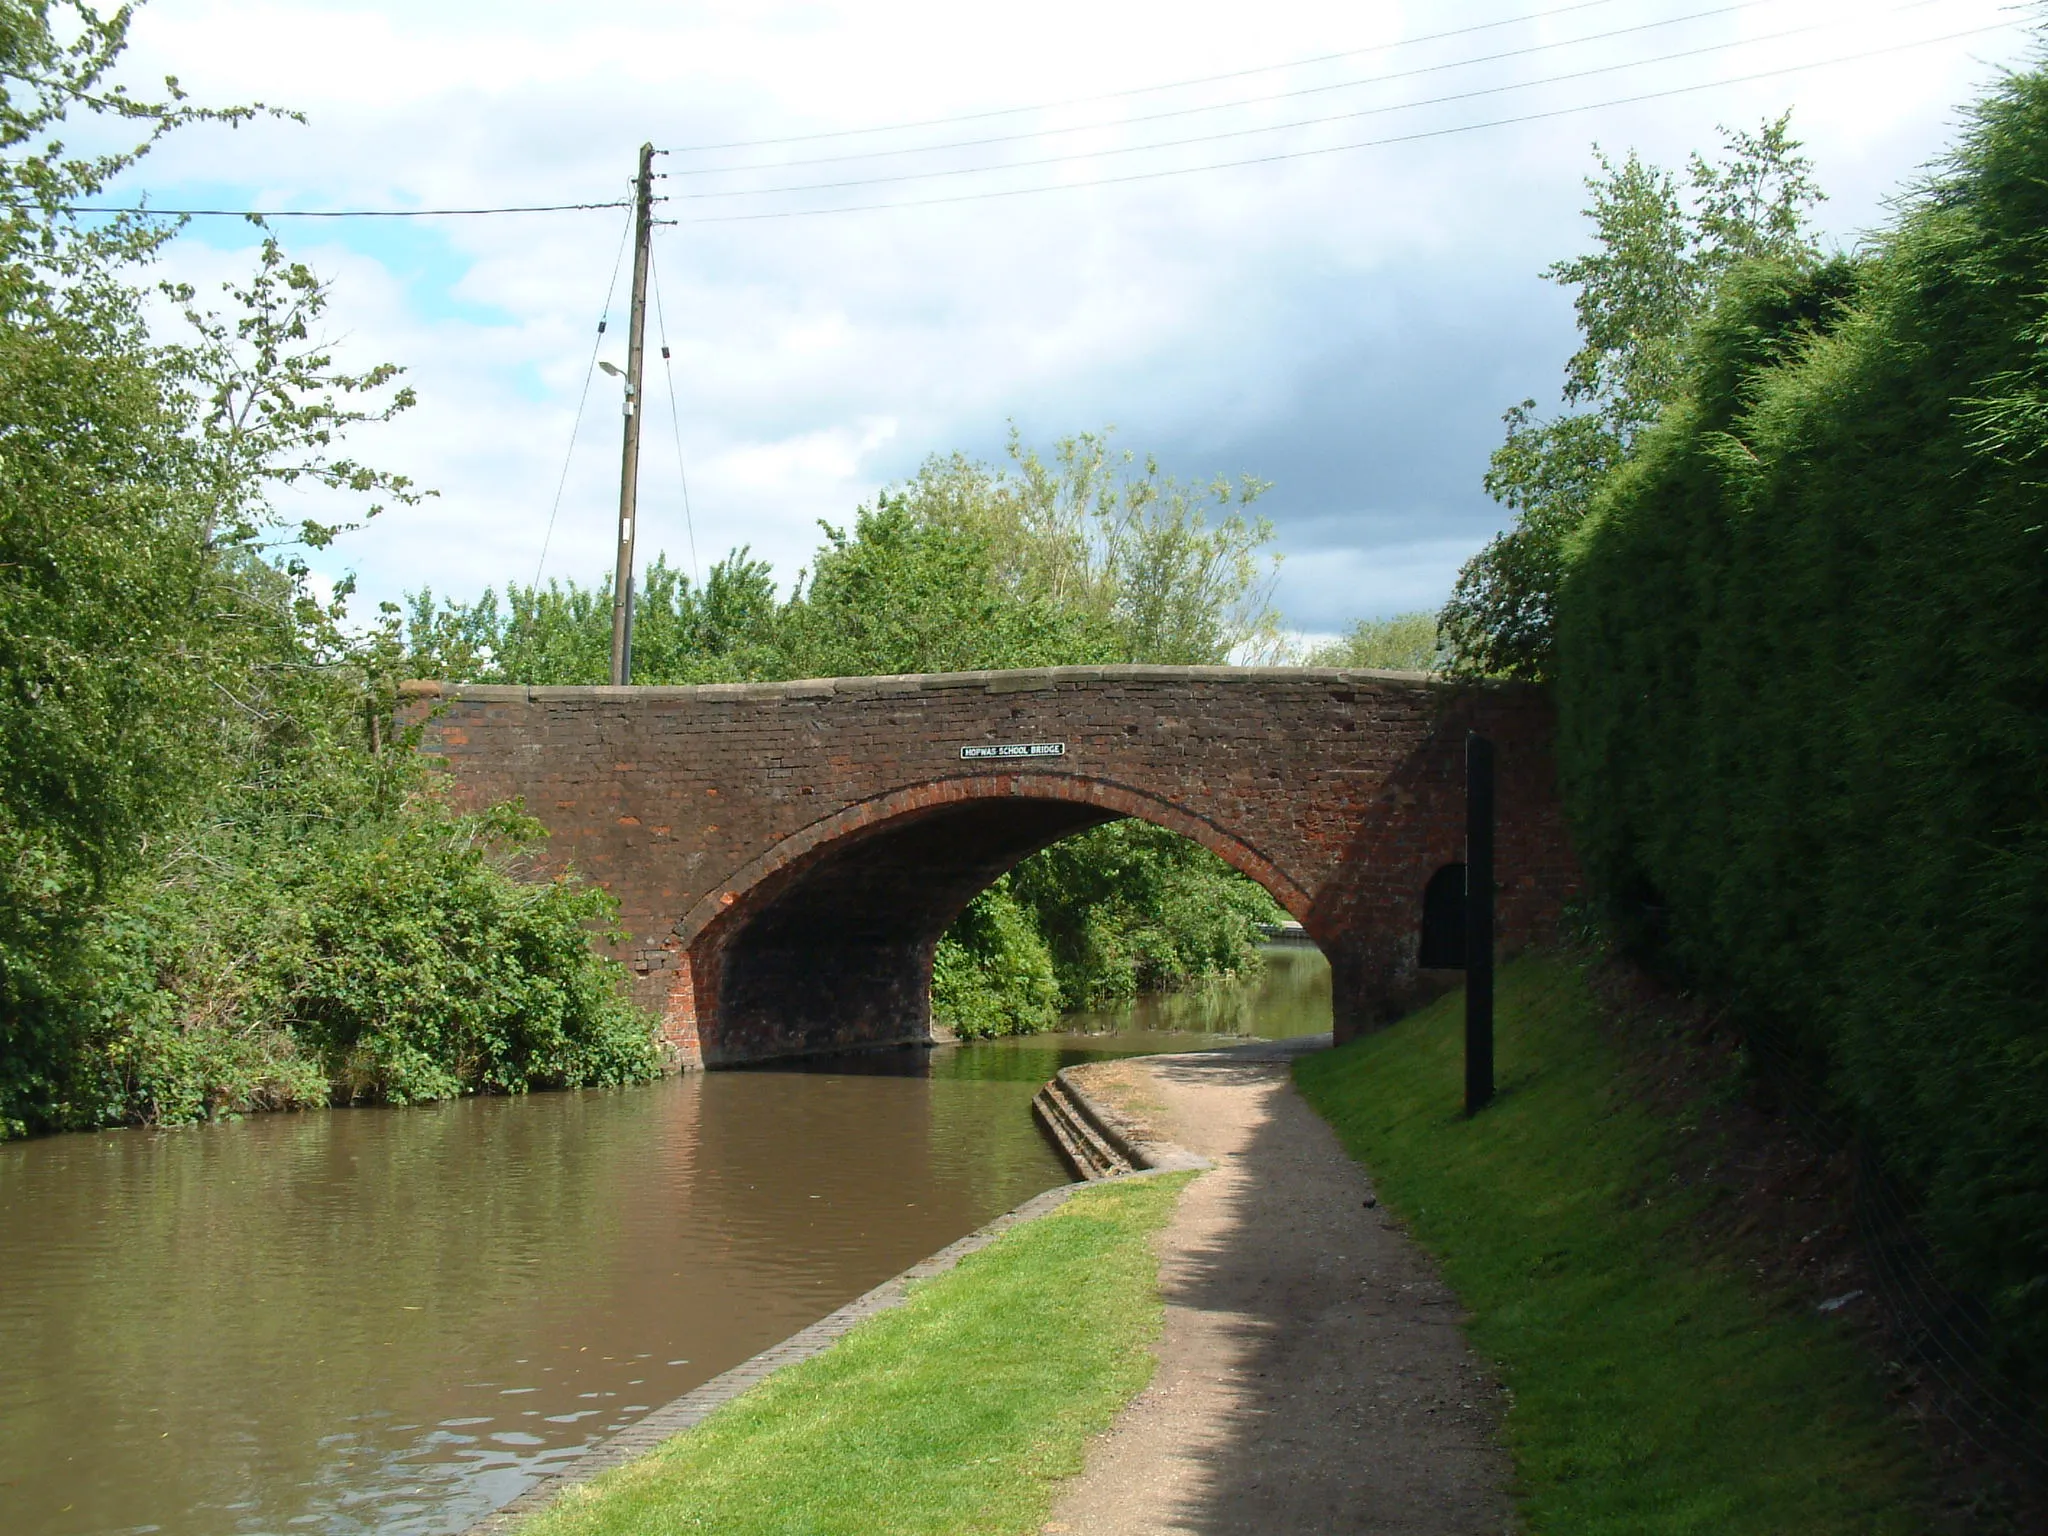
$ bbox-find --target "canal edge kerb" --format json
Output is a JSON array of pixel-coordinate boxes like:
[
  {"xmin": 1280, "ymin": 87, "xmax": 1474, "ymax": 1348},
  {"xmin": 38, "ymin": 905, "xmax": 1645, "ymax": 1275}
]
[{"xmin": 462, "ymin": 1080, "xmax": 1211, "ymax": 1535}]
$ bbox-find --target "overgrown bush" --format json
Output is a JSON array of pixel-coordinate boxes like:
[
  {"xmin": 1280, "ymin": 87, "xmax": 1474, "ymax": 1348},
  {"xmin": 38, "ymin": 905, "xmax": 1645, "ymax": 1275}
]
[
  {"xmin": 1556, "ymin": 63, "xmax": 2048, "ymax": 1382},
  {"xmin": 931, "ymin": 823, "xmax": 1281, "ymax": 1037},
  {"xmin": 1008, "ymin": 821, "xmax": 1281, "ymax": 1010},
  {"xmin": 931, "ymin": 881, "xmax": 1062, "ymax": 1039},
  {"xmin": 0, "ymin": 6, "xmax": 656, "ymax": 1136},
  {"xmin": 3, "ymin": 681, "xmax": 660, "ymax": 1138}
]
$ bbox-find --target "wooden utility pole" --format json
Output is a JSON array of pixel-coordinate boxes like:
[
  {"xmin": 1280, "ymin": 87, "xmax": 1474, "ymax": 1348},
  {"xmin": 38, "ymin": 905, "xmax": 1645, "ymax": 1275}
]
[{"xmin": 609, "ymin": 142, "xmax": 656, "ymax": 687}]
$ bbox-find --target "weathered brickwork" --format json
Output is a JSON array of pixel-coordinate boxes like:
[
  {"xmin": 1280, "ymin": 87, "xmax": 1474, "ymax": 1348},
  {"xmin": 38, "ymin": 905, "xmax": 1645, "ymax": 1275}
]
[{"xmin": 401, "ymin": 666, "xmax": 1578, "ymax": 1067}]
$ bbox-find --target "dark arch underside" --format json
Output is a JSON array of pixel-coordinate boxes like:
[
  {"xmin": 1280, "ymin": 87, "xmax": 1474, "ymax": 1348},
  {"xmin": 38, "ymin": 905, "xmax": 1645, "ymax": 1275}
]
[{"xmin": 702, "ymin": 798, "xmax": 1123, "ymax": 1060}]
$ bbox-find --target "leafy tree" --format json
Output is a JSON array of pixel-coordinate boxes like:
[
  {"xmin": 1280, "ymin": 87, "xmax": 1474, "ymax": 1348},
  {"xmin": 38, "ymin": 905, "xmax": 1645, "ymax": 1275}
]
[
  {"xmin": 0, "ymin": 1, "xmax": 273, "ymax": 286},
  {"xmin": 405, "ymin": 551, "xmax": 788, "ymax": 687},
  {"xmin": 633, "ymin": 550, "xmax": 784, "ymax": 681},
  {"xmin": 929, "ymin": 881, "xmax": 1060, "ymax": 1039},
  {"xmin": 0, "ymin": 4, "xmax": 654, "ymax": 1134},
  {"xmin": 901, "ymin": 428, "xmax": 1284, "ymax": 664},
  {"xmin": 781, "ymin": 495, "xmax": 1114, "ymax": 678},
  {"xmin": 0, "ymin": 4, "xmax": 279, "ymax": 1115},
  {"xmin": 1005, "ymin": 820, "xmax": 1280, "ymax": 1009},
  {"xmin": 1442, "ymin": 115, "xmax": 1823, "ymax": 679},
  {"xmin": 0, "ymin": 279, "xmax": 220, "ymax": 1084},
  {"xmin": 161, "ymin": 235, "xmax": 426, "ymax": 553},
  {"xmin": 404, "ymin": 427, "xmax": 1284, "ymax": 683},
  {"xmin": 1306, "ymin": 611, "xmax": 1443, "ymax": 672}
]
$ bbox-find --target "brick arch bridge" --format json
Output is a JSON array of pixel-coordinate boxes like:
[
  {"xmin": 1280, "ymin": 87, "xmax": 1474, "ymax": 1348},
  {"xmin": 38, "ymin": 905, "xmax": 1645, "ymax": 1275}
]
[{"xmin": 402, "ymin": 666, "xmax": 1577, "ymax": 1067}]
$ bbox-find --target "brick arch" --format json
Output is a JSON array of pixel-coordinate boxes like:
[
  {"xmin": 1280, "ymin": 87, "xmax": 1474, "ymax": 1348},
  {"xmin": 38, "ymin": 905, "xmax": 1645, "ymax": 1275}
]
[
  {"xmin": 661, "ymin": 774, "xmax": 1331, "ymax": 1067},
  {"xmin": 402, "ymin": 665, "xmax": 1579, "ymax": 1068},
  {"xmin": 671, "ymin": 771, "xmax": 1316, "ymax": 954}
]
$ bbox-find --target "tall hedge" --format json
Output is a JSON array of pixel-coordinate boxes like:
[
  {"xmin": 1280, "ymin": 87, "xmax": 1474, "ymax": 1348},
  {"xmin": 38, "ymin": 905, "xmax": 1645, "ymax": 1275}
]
[{"xmin": 1557, "ymin": 64, "xmax": 2048, "ymax": 1377}]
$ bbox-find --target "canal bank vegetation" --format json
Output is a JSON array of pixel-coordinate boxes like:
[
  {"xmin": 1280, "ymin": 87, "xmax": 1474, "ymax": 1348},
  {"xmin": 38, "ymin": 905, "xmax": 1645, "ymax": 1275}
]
[
  {"xmin": 519, "ymin": 1174, "xmax": 1188, "ymax": 1536},
  {"xmin": 1553, "ymin": 58, "xmax": 2048, "ymax": 1405},
  {"xmin": 932, "ymin": 821, "xmax": 1283, "ymax": 1039},
  {"xmin": 0, "ymin": 9, "xmax": 658, "ymax": 1137},
  {"xmin": 1297, "ymin": 957, "xmax": 1930, "ymax": 1535},
  {"xmin": 1439, "ymin": 53, "xmax": 2048, "ymax": 1425}
]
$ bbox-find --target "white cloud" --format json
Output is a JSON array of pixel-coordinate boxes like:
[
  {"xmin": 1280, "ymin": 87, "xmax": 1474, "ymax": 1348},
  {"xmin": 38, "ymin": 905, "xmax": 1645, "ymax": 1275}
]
[{"xmin": 110, "ymin": 0, "xmax": 2035, "ymax": 628}]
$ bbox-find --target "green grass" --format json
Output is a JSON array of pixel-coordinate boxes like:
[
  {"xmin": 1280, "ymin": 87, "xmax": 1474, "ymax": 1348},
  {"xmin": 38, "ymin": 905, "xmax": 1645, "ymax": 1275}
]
[
  {"xmin": 1302, "ymin": 958, "xmax": 1925, "ymax": 1531},
  {"xmin": 1295, "ymin": 955, "xmax": 1927, "ymax": 1535},
  {"xmin": 520, "ymin": 1174, "xmax": 1188, "ymax": 1536}
]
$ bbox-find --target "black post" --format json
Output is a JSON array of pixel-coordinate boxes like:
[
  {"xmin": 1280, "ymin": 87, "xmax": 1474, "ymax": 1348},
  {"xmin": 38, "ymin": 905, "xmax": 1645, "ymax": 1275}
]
[{"xmin": 1465, "ymin": 733, "xmax": 1495, "ymax": 1115}]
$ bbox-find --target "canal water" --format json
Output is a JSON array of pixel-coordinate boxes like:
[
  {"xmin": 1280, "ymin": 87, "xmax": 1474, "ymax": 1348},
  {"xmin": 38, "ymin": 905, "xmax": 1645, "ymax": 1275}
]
[{"xmin": 0, "ymin": 946, "xmax": 1329, "ymax": 1536}]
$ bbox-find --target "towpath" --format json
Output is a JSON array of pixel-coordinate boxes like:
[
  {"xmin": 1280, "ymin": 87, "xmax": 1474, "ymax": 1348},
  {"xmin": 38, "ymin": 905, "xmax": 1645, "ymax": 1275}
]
[{"xmin": 1043, "ymin": 1042, "xmax": 1513, "ymax": 1535}]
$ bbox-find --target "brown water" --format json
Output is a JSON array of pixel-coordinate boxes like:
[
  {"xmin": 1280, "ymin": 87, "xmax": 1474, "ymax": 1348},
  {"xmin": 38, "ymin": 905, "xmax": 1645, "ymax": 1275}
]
[{"xmin": 0, "ymin": 946, "xmax": 1329, "ymax": 1536}]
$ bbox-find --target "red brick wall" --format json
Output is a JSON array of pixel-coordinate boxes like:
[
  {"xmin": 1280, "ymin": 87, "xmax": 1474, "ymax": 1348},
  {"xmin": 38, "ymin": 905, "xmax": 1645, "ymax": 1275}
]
[{"xmin": 403, "ymin": 666, "xmax": 1578, "ymax": 1066}]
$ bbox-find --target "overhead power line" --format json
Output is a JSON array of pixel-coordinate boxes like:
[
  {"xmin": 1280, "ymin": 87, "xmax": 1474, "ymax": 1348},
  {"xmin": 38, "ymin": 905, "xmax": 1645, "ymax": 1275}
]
[
  {"xmin": 43, "ymin": 7, "xmax": 2018, "ymax": 229},
  {"xmin": 533, "ymin": 202, "xmax": 637, "ymax": 588},
  {"xmin": 672, "ymin": 0, "xmax": 1960, "ymax": 204},
  {"xmin": 669, "ymin": 0, "xmax": 1782, "ymax": 178},
  {"xmin": 649, "ymin": 238, "xmax": 701, "ymax": 586},
  {"xmin": 59, "ymin": 198, "xmax": 634, "ymax": 218},
  {"xmin": 667, "ymin": 0, "xmax": 1638, "ymax": 153},
  {"xmin": 679, "ymin": 20, "xmax": 2021, "ymax": 224}
]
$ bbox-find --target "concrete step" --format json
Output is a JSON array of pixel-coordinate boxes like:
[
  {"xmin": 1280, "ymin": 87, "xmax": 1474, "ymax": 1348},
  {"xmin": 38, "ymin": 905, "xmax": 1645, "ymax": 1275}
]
[{"xmin": 1032, "ymin": 1077, "xmax": 1134, "ymax": 1181}]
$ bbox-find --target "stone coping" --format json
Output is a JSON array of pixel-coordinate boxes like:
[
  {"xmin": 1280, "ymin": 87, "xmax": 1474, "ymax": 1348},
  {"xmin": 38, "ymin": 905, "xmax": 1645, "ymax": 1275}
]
[
  {"xmin": 398, "ymin": 663, "xmax": 1452, "ymax": 707},
  {"xmin": 461, "ymin": 1082, "xmax": 1212, "ymax": 1535}
]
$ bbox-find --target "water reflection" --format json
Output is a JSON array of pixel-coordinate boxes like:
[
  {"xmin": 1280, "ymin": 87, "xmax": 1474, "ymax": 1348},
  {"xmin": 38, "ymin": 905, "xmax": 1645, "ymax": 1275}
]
[
  {"xmin": 1055, "ymin": 940, "xmax": 1332, "ymax": 1042},
  {"xmin": 0, "ymin": 947, "xmax": 1329, "ymax": 1536},
  {"xmin": 962, "ymin": 942, "xmax": 1333, "ymax": 1078}
]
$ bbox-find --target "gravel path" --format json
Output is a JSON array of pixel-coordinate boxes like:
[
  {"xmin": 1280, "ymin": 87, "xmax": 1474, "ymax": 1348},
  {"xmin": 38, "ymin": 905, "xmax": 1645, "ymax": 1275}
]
[{"xmin": 1042, "ymin": 1043, "xmax": 1514, "ymax": 1535}]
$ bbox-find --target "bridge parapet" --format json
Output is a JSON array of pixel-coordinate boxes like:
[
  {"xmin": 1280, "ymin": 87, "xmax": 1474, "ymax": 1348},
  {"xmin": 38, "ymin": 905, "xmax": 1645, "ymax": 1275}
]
[{"xmin": 402, "ymin": 666, "xmax": 1577, "ymax": 1066}]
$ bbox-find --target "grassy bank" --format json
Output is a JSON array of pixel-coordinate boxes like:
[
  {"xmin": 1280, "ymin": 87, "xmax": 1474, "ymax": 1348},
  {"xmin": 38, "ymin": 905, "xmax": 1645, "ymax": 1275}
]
[
  {"xmin": 521, "ymin": 1174, "xmax": 1188, "ymax": 1536},
  {"xmin": 1295, "ymin": 955, "xmax": 1926, "ymax": 1535}
]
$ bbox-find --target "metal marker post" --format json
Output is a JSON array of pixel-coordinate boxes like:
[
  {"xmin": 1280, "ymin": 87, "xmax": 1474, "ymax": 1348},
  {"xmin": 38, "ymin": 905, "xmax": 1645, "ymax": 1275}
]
[{"xmin": 1465, "ymin": 733, "xmax": 1496, "ymax": 1115}]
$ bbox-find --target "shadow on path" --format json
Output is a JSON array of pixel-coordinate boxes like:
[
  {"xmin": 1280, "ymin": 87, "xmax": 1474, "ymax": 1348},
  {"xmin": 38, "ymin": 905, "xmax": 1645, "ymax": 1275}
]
[{"xmin": 1048, "ymin": 1045, "xmax": 1512, "ymax": 1535}]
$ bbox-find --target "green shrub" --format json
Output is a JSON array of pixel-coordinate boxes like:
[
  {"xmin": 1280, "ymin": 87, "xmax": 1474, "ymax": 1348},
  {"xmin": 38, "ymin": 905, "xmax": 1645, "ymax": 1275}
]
[
  {"xmin": 4, "ymin": 768, "xmax": 659, "ymax": 1137},
  {"xmin": 1556, "ymin": 64, "xmax": 2048, "ymax": 1383},
  {"xmin": 931, "ymin": 880, "xmax": 1062, "ymax": 1039},
  {"xmin": 282, "ymin": 802, "xmax": 656, "ymax": 1102},
  {"xmin": 0, "ymin": 7, "xmax": 656, "ymax": 1137},
  {"xmin": 1008, "ymin": 820, "xmax": 1281, "ymax": 1010},
  {"xmin": 1306, "ymin": 611, "xmax": 1444, "ymax": 671},
  {"xmin": 930, "ymin": 824, "xmax": 1283, "ymax": 1038}
]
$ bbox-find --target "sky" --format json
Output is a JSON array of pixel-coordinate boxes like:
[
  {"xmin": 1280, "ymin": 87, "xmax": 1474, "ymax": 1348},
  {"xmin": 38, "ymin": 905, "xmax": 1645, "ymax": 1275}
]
[{"xmin": 104, "ymin": 0, "xmax": 2038, "ymax": 640}]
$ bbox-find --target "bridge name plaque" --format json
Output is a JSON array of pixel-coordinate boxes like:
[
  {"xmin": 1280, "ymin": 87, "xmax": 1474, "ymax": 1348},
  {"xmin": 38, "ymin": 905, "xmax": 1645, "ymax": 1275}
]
[{"xmin": 960, "ymin": 741, "xmax": 1067, "ymax": 761}]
